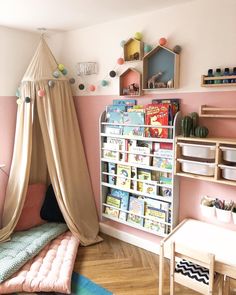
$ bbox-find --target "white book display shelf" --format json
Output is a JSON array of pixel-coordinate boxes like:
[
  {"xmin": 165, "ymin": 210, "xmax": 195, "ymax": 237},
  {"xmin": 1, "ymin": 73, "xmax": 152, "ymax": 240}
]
[{"xmin": 99, "ymin": 110, "xmax": 181, "ymax": 238}]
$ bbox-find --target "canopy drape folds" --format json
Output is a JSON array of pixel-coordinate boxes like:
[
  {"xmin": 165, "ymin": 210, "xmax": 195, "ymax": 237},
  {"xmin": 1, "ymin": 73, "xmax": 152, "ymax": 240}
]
[{"xmin": 0, "ymin": 38, "xmax": 101, "ymax": 245}]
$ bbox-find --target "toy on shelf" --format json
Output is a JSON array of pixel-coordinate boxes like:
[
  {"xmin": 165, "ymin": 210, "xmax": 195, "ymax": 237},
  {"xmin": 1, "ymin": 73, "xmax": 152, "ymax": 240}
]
[
  {"xmin": 147, "ymin": 72, "xmax": 163, "ymax": 88},
  {"xmin": 119, "ymin": 68, "xmax": 142, "ymax": 96},
  {"xmin": 181, "ymin": 111, "xmax": 209, "ymax": 138}
]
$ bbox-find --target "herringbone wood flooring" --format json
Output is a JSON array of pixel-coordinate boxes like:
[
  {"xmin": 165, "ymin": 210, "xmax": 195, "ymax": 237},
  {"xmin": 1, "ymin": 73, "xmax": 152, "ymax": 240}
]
[{"xmin": 74, "ymin": 233, "xmax": 236, "ymax": 295}]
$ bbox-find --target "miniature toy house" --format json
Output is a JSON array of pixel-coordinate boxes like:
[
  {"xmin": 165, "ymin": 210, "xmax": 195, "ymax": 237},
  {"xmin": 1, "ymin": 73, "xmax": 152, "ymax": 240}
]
[
  {"xmin": 123, "ymin": 38, "xmax": 143, "ymax": 62},
  {"xmin": 142, "ymin": 45, "xmax": 179, "ymax": 90},
  {"xmin": 119, "ymin": 68, "xmax": 142, "ymax": 96}
]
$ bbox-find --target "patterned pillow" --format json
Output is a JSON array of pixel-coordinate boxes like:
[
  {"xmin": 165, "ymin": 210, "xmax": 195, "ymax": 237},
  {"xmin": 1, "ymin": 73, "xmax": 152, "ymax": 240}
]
[{"xmin": 175, "ymin": 259, "xmax": 210, "ymax": 285}]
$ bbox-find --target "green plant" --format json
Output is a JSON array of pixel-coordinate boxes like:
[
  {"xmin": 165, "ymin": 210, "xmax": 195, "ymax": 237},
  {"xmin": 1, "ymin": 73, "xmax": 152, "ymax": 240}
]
[
  {"xmin": 195, "ymin": 126, "xmax": 209, "ymax": 138},
  {"xmin": 189, "ymin": 112, "xmax": 199, "ymax": 137},
  {"xmin": 181, "ymin": 116, "xmax": 193, "ymax": 137}
]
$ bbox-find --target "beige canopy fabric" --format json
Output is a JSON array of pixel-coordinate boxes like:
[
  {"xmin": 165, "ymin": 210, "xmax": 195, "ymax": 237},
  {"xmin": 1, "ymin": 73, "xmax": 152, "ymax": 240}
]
[{"xmin": 0, "ymin": 38, "xmax": 102, "ymax": 246}]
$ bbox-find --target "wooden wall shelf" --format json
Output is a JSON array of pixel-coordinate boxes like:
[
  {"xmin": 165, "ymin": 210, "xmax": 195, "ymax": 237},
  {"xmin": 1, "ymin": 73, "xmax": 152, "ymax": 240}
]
[
  {"xmin": 119, "ymin": 68, "xmax": 142, "ymax": 96},
  {"xmin": 123, "ymin": 38, "xmax": 143, "ymax": 62},
  {"xmin": 201, "ymin": 75, "xmax": 236, "ymax": 87},
  {"xmin": 175, "ymin": 136, "xmax": 236, "ymax": 187},
  {"xmin": 142, "ymin": 45, "xmax": 180, "ymax": 90},
  {"xmin": 199, "ymin": 105, "xmax": 236, "ymax": 119}
]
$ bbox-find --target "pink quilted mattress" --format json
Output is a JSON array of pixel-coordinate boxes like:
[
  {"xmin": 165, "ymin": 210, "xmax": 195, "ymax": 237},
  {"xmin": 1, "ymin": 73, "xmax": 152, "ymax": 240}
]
[{"xmin": 0, "ymin": 231, "xmax": 79, "ymax": 294}]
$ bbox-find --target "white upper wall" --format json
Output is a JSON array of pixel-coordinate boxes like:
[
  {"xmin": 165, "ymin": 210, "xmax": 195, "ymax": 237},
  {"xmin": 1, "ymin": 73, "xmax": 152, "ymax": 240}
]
[
  {"xmin": 49, "ymin": 0, "xmax": 236, "ymax": 95},
  {"xmin": 0, "ymin": 26, "xmax": 39, "ymax": 96},
  {"xmin": 1, "ymin": 0, "xmax": 236, "ymax": 96}
]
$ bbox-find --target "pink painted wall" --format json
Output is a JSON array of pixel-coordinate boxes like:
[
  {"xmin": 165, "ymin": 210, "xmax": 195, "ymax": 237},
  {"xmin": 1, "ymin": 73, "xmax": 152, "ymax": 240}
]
[
  {"xmin": 0, "ymin": 97, "xmax": 17, "ymax": 226},
  {"xmin": 74, "ymin": 91, "xmax": 236, "ymax": 243}
]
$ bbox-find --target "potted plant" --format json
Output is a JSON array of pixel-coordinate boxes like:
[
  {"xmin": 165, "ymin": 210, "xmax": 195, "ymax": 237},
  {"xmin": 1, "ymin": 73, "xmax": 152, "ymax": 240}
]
[
  {"xmin": 200, "ymin": 196, "xmax": 215, "ymax": 218},
  {"xmin": 232, "ymin": 205, "xmax": 236, "ymax": 225},
  {"xmin": 215, "ymin": 199, "xmax": 233, "ymax": 223}
]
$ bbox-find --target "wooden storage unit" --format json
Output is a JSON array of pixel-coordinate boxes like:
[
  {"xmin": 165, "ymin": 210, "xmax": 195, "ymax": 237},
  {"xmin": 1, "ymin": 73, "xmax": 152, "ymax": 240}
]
[
  {"xmin": 201, "ymin": 75, "xmax": 236, "ymax": 87},
  {"xmin": 175, "ymin": 136, "xmax": 236, "ymax": 186},
  {"xmin": 123, "ymin": 38, "xmax": 143, "ymax": 62},
  {"xmin": 119, "ymin": 68, "xmax": 142, "ymax": 96},
  {"xmin": 143, "ymin": 45, "xmax": 180, "ymax": 90},
  {"xmin": 100, "ymin": 111, "xmax": 181, "ymax": 238}
]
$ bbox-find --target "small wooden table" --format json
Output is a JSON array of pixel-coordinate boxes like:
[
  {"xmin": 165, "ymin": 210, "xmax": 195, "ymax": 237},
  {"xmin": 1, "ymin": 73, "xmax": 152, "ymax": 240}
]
[{"xmin": 159, "ymin": 219, "xmax": 236, "ymax": 295}]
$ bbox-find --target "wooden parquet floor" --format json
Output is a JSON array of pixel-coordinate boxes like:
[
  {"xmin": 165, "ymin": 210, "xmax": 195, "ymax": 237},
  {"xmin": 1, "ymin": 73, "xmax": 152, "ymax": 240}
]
[{"xmin": 74, "ymin": 233, "xmax": 236, "ymax": 295}]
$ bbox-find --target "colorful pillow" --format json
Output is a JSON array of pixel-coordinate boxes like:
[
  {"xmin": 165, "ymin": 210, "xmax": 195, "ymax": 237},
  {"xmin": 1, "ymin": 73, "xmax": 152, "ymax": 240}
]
[
  {"xmin": 40, "ymin": 184, "xmax": 65, "ymax": 223},
  {"xmin": 15, "ymin": 183, "xmax": 46, "ymax": 231}
]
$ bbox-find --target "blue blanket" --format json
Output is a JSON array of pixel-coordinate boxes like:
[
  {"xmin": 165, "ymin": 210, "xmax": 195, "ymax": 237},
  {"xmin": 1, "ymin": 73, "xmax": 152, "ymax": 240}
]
[{"xmin": 0, "ymin": 222, "xmax": 68, "ymax": 283}]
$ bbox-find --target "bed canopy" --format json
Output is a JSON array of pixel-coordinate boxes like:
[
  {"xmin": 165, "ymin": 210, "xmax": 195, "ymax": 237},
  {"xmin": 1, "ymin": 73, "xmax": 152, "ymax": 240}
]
[{"xmin": 0, "ymin": 37, "xmax": 101, "ymax": 246}]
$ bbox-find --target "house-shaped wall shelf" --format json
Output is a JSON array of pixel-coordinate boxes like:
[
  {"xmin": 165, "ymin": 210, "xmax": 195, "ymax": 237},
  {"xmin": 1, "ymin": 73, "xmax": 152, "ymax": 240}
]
[
  {"xmin": 143, "ymin": 45, "xmax": 180, "ymax": 90},
  {"xmin": 123, "ymin": 38, "xmax": 143, "ymax": 62},
  {"xmin": 119, "ymin": 68, "xmax": 142, "ymax": 96}
]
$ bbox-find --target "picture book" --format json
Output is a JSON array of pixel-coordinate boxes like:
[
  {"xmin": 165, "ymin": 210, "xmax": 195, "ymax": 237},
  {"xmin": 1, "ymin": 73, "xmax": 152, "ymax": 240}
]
[
  {"xmin": 127, "ymin": 106, "xmax": 145, "ymax": 113},
  {"xmin": 137, "ymin": 140, "xmax": 153, "ymax": 151},
  {"xmin": 105, "ymin": 125, "xmax": 123, "ymax": 135},
  {"xmin": 111, "ymin": 188, "xmax": 129, "ymax": 221},
  {"xmin": 108, "ymin": 162, "xmax": 116, "ymax": 185},
  {"xmin": 103, "ymin": 142, "xmax": 119, "ymax": 161},
  {"xmin": 128, "ymin": 146, "xmax": 151, "ymax": 166},
  {"xmin": 153, "ymin": 157, "xmax": 172, "ymax": 170},
  {"xmin": 104, "ymin": 194, "xmax": 121, "ymax": 218},
  {"xmin": 154, "ymin": 149, "xmax": 173, "ymax": 158},
  {"xmin": 106, "ymin": 105, "xmax": 126, "ymax": 113},
  {"xmin": 160, "ymin": 186, "xmax": 172, "ymax": 197},
  {"xmin": 123, "ymin": 112, "xmax": 145, "ymax": 136},
  {"xmin": 106, "ymin": 137, "xmax": 127, "ymax": 161},
  {"xmin": 113, "ymin": 99, "xmax": 137, "ymax": 107},
  {"xmin": 143, "ymin": 182, "xmax": 157, "ymax": 195},
  {"xmin": 137, "ymin": 169, "xmax": 151, "ymax": 192},
  {"xmin": 106, "ymin": 110, "xmax": 123, "ymax": 124},
  {"xmin": 116, "ymin": 164, "xmax": 131, "ymax": 188},
  {"xmin": 159, "ymin": 172, "xmax": 172, "ymax": 185},
  {"xmin": 126, "ymin": 139, "xmax": 137, "ymax": 151},
  {"xmin": 145, "ymin": 104, "xmax": 169, "ymax": 138},
  {"xmin": 131, "ymin": 166, "xmax": 137, "ymax": 191},
  {"xmin": 127, "ymin": 195, "xmax": 145, "ymax": 226},
  {"xmin": 144, "ymin": 212, "xmax": 166, "ymax": 234}
]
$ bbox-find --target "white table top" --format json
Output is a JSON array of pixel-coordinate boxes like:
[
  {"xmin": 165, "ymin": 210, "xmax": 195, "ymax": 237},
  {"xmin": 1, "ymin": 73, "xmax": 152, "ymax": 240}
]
[{"xmin": 163, "ymin": 219, "xmax": 236, "ymax": 267}]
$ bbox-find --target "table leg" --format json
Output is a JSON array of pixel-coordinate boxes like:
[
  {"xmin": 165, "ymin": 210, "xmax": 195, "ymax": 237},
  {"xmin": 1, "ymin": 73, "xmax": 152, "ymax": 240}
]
[
  {"xmin": 224, "ymin": 276, "xmax": 230, "ymax": 295},
  {"xmin": 159, "ymin": 243, "xmax": 164, "ymax": 295}
]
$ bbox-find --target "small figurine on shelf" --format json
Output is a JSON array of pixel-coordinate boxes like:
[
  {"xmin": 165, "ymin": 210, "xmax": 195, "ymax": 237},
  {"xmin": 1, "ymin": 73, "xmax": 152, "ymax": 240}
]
[
  {"xmin": 214, "ymin": 68, "xmax": 222, "ymax": 84},
  {"xmin": 129, "ymin": 52, "xmax": 139, "ymax": 61},
  {"xmin": 147, "ymin": 72, "xmax": 162, "ymax": 88},
  {"xmin": 128, "ymin": 83, "xmax": 139, "ymax": 95},
  {"xmin": 167, "ymin": 79, "xmax": 174, "ymax": 88},
  {"xmin": 155, "ymin": 81, "xmax": 167, "ymax": 88}
]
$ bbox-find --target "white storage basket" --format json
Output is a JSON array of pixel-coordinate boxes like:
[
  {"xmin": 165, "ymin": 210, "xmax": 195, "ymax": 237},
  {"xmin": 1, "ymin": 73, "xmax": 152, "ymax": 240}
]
[
  {"xmin": 216, "ymin": 208, "xmax": 232, "ymax": 223},
  {"xmin": 178, "ymin": 159, "xmax": 216, "ymax": 176},
  {"xmin": 219, "ymin": 164, "xmax": 236, "ymax": 181},
  {"xmin": 178, "ymin": 142, "xmax": 216, "ymax": 160},
  {"xmin": 200, "ymin": 204, "xmax": 215, "ymax": 218},
  {"xmin": 220, "ymin": 146, "xmax": 236, "ymax": 163}
]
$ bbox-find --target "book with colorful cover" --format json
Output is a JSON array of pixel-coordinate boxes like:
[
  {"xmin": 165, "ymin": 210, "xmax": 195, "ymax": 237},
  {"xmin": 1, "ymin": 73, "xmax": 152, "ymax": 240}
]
[
  {"xmin": 116, "ymin": 164, "xmax": 131, "ymax": 188},
  {"xmin": 128, "ymin": 146, "xmax": 151, "ymax": 166},
  {"xmin": 153, "ymin": 157, "xmax": 172, "ymax": 170},
  {"xmin": 145, "ymin": 104, "xmax": 169, "ymax": 138},
  {"xmin": 103, "ymin": 142, "xmax": 119, "ymax": 161},
  {"xmin": 106, "ymin": 137, "xmax": 127, "ymax": 161},
  {"xmin": 104, "ymin": 194, "xmax": 121, "ymax": 218},
  {"xmin": 131, "ymin": 166, "xmax": 138, "ymax": 191},
  {"xmin": 137, "ymin": 140, "xmax": 153, "ymax": 151},
  {"xmin": 137, "ymin": 169, "xmax": 152, "ymax": 192},
  {"xmin": 127, "ymin": 196, "xmax": 145, "ymax": 226},
  {"xmin": 108, "ymin": 162, "xmax": 116, "ymax": 185},
  {"xmin": 144, "ymin": 206, "xmax": 166, "ymax": 234},
  {"xmin": 111, "ymin": 188, "xmax": 129, "ymax": 221},
  {"xmin": 143, "ymin": 182, "xmax": 156, "ymax": 195},
  {"xmin": 113, "ymin": 99, "xmax": 137, "ymax": 107},
  {"xmin": 123, "ymin": 112, "xmax": 145, "ymax": 136},
  {"xmin": 159, "ymin": 172, "xmax": 172, "ymax": 185},
  {"xmin": 105, "ymin": 125, "xmax": 123, "ymax": 135}
]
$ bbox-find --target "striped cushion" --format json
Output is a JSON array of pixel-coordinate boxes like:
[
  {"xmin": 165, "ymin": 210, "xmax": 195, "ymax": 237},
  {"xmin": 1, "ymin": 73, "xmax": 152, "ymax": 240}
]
[{"xmin": 175, "ymin": 259, "xmax": 210, "ymax": 285}]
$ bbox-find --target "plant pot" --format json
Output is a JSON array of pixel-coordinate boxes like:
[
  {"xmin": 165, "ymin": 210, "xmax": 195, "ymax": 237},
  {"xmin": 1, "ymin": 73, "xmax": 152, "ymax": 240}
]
[
  {"xmin": 232, "ymin": 212, "xmax": 236, "ymax": 225},
  {"xmin": 216, "ymin": 208, "xmax": 232, "ymax": 223},
  {"xmin": 200, "ymin": 205, "xmax": 215, "ymax": 218}
]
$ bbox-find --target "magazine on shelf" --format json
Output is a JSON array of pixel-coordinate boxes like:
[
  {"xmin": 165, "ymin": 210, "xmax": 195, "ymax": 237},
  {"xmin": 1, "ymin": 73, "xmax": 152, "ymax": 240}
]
[
  {"xmin": 127, "ymin": 196, "xmax": 145, "ymax": 226},
  {"xmin": 111, "ymin": 188, "xmax": 129, "ymax": 221},
  {"xmin": 104, "ymin": 194, "xmax": 121, "ymax": 218},
  {"xmin": 108, "ymin": 162, "xmax": 116, "ymax": 185},
  {"xmin": 116, "ymin": 164, "xmax": 131, "ymax": 188},
  {"xmin": 145, "ymin": 104, "xmax": 169, "ymax": 138},
  {"xmin": 123, "ymin": 112, "xmax": 145, "ymax": 136},
  {"xmin": 128, "ymin": 146, "xmax": 151, "ymax": 166}
]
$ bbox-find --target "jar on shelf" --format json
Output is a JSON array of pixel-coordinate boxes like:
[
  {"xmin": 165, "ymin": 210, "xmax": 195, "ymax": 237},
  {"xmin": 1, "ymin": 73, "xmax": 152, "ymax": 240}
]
[
  {"xmin": 231, "ymin": 67, "xmax": 236, "ymax": 83},
  {"xmin": 206, "ymin": 69, "xmax": 214, "ymax": 84},
  {"xmin": 223, "ymin": 68, "xmax": 230, "ymax": 83},
  {"xmin": 214, "ymin": 68, "xmax": 222, "ymax": 84}
]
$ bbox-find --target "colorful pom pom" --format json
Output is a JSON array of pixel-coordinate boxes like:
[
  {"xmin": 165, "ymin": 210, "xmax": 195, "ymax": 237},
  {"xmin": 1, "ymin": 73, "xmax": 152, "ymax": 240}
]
[
  {"xmin": 117, "ymin": 57, "xmax": 124, "ymax": 65},
  {"xmin": 38, "ymin": 89, "xmax": 45, "ymax": 97},
  {"xmin": 78, "ymin": 84, "xmax": 85, "ymax": 90},
  {"xmin": 144, "ymin": 44, "xmax": 152, "ymax": 53},
  {"xmin": 101, "ymin": 80, "xmax": 108, "ymax": 87},
  {"xmin": 48, "ymin": 80, "xmax": 55, "ymax": 87},
  {"xmin": 53, "ymin": 70, "xmax": 60, "ymax": 78},
  {"xmin": 58, "ymin": 64, "xmax": 64, "ymax": 71},
  {"xmin": 109, "ymin": 70, "xmax": 116, "ymax": 78},
  {"xmin": 134, "ymin": 32, "xmax": 142, "ymax": 41},
  {"xmin": 25, "ymin": 97, "xmax": 31, "ymax": 103},
  {"xmin": 62, "ymin": 68, "xmax": 68, "ymax": 75},
  {"xmin": 120, "ymin": 40, "xmax": 126, "ymax": 47},
  {"xmin": 159, "ymin": 37, "xmax": 167, "ymax": 46},
  {"xmin": 16, "ymin": 89, "xmax": 21, "ymax": 97},
  {"xmin": 173, "ymin": 45, "xmax": 182, "ymax": 54},
  {"xmin": 69, "ymin": 78, "xmax": 76, "ymax": 84},
  {"xmin": 16, "ymin": 98, "xmax": 23, "ymax": 105},
  {"xmin": 88, "ymin": 84, "xmax": 96, "ymax": 91}
]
